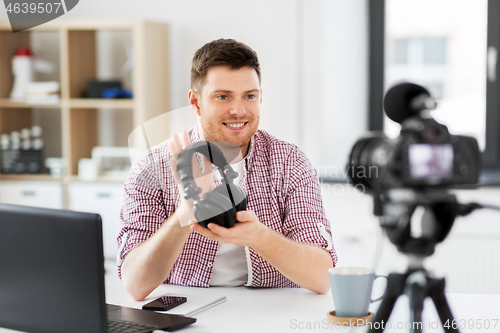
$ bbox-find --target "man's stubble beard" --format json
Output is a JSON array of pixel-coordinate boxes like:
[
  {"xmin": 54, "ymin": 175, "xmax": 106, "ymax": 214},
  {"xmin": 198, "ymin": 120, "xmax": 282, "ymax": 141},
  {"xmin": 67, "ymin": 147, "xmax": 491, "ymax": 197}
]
[{"xmin": 199, "ymin": 115, "xmax": 260, "ymax": 151}]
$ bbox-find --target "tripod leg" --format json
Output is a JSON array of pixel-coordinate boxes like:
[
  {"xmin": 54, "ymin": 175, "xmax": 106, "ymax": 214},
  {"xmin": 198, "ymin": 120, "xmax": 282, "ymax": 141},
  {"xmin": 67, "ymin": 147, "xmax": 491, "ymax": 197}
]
[
  {"xmin": 368, "ymin": 273, "xmax": 405, "ymax": 333},
  {"xmin": 408, "ymin": 282, "xmax": 425, "ymax": 333},
  {"xmin": 368, "ymin": 294, "xmax": 397, "ymax": 333},
  {"xmin": 429, "ymin": 278, "xmax": 460, "ymax": 333}
]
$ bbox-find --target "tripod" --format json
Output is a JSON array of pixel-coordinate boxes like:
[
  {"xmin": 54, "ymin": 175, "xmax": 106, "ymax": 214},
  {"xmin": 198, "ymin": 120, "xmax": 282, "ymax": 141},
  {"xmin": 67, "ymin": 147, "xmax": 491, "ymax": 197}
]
[
  {"xmin": 368, "ymin": 259, "xmax": 458, "ymax": 333},
  {"xmin": 368, "ymin": 190, "xmax": 463, "ymax": 333}
]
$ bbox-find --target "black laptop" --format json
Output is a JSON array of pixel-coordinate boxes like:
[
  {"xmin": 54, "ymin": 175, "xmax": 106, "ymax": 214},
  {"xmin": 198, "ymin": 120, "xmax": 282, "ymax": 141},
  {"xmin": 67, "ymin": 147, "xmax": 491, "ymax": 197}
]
[{"xmin": 0, "ymin": 203, "xmax": 196, "ymax": 333}]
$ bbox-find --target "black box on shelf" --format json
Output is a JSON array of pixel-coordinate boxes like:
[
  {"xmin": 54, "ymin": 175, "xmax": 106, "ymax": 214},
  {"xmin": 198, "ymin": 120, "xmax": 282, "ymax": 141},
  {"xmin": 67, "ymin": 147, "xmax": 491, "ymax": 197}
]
[
  {"xmin": 0, "ymin": 150, "xmax": 43, "ymax": 174},
  {"xmin": 84, "ymin": 80, "xmax": 122, "ymax": 98}
]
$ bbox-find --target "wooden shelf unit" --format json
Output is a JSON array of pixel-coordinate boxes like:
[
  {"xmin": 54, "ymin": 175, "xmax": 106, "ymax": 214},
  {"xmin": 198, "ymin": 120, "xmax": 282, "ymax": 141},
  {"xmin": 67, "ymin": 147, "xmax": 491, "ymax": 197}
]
[{"xmin": 0, "ymin": 20, "xmax": 169, "ymax": 202}]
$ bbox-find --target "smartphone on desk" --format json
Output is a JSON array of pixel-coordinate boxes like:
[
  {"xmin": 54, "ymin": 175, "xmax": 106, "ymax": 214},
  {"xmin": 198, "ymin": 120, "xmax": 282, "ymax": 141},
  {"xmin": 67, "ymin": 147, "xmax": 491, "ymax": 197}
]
[{"xmin": 142, "ymin": 296, "xmax": 187, "ymax": 311}]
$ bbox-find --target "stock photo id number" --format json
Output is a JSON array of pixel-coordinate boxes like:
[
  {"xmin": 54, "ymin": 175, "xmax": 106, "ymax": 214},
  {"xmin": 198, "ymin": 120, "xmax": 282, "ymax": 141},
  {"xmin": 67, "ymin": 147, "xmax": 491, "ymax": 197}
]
[{"xmin": 3, "ymin": 0, "xmax": 79, "ymax": 32}]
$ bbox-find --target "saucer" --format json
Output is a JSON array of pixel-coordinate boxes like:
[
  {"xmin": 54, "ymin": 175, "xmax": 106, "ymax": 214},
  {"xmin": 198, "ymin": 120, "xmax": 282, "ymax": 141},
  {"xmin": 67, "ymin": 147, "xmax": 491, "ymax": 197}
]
[{"xmin": 326, "ymin": 311, "xmax": 375, "ymax": 326}]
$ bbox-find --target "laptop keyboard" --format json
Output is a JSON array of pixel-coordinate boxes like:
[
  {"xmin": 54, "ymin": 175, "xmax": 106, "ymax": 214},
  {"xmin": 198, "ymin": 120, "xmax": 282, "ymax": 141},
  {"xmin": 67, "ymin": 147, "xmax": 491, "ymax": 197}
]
[{"xmin": 107, "ymin": 319, "xmax": 159, "ymax": 333}]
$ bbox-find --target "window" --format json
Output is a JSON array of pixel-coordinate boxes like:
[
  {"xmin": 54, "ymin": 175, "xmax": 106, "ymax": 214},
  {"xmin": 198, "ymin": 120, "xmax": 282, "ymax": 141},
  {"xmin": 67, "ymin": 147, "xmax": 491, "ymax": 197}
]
[{"xmin": 369, "ymin": 0, "xmax": 500, "ymax": 182}]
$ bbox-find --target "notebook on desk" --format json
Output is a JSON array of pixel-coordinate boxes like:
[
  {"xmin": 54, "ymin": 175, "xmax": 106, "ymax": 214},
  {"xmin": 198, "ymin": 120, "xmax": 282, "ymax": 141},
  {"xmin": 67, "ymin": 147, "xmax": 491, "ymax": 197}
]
[{"xmin": 0, "ymin": 203, "xmax": 196, "ymax": 333}]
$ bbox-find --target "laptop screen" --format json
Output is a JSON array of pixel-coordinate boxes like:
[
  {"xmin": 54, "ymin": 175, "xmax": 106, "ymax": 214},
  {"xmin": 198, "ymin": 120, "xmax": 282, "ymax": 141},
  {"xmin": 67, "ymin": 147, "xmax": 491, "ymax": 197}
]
[{"xmin": 0, "ymin": 203, "xmax": 107, "ymax": 333}]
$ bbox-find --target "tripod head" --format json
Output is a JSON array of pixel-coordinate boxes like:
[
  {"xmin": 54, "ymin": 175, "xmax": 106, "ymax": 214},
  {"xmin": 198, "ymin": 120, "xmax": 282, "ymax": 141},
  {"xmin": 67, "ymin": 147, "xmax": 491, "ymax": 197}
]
[
  {"xmin": 372, "ymin": 188, "xmax": 499, "ymax": 258},
  {"xmin": 373, "ymin": 189, "xmax": 460, "ymax": 257}
]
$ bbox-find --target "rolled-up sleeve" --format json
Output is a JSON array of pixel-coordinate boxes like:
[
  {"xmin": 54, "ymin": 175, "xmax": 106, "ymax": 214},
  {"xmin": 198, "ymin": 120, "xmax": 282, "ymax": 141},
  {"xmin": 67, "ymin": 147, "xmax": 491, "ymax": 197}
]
[
  {"xmin": 282, "ymin": 149, "xmax": 338, "ymax": 267},
  {"xmin": 116, "ymin": 145, "xmax": 177, "ymax": 277}
]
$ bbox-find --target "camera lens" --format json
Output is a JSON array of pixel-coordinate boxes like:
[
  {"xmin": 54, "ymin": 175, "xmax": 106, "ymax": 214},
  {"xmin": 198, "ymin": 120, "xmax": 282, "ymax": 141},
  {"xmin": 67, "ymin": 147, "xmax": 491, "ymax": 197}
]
[{"xmin": 347, "ymin": 133, "xmax": 395, "ymax": 192}]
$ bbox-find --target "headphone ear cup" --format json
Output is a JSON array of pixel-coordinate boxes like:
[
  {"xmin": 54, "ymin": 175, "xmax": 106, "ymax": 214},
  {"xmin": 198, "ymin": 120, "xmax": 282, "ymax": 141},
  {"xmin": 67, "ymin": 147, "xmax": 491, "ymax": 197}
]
[
  {"xmin": 194, "ymin": 192, "xmax": 236, "ymax": 228},
  {"xmin": 213, "ymin": 184, "xmax": 247, "ymax": 212}
]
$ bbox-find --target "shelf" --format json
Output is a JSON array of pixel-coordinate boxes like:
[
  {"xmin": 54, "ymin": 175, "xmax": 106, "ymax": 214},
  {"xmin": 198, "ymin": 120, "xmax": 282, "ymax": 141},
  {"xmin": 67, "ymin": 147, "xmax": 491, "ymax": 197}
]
[
  {"xmin": 67, "ymin": 175, "xmax": 126, "ymax": 184},
  {"xmin": 0, "ymin": 22, "xmax": 61, "ymax": 32},
  {"xmin": 0, "ymin": 174, "xmax": 62, "ymax": 182},
  {"xmin": 0, "ymin": 174, "xmax": 127, "ymax": 184},
  {"xmin": 67, "ymin": 98, "xmax": 134, "ymax": 109},
  {"xmin": 0, "ymin": 20, "xmax": 145, "ymax": 32},
  {"xmin": 0, "ymin": 98, "xmax": 134, "ymax": 109},
  {"xmin": 0, "ymin": 98, "xmax": 61, "ymax": 108}
]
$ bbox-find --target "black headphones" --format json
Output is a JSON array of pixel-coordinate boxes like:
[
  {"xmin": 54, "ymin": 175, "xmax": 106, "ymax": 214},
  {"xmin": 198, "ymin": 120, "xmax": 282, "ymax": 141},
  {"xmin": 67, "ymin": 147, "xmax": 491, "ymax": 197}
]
[{"xmin": 176, "ymin": 141, "xmax": 247, "ymax": 228}]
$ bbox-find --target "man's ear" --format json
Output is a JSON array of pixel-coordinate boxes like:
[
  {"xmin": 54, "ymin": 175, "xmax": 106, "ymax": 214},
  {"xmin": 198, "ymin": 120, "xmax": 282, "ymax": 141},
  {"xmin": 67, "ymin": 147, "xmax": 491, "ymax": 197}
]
[
  {"xmin": 188, "ymin": 90, "xmax": 202, "ymax": 116},
  {"xmin": 260, "ymin": 89, "xmax": 263, "ymax": 104}
]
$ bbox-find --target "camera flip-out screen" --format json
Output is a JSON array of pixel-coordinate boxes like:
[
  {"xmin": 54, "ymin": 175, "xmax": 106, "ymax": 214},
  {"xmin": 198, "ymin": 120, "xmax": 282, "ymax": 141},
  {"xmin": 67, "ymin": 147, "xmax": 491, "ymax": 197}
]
[{"xmin": 409, "ymin": 144, "xmax": 454, "ymax": 179}]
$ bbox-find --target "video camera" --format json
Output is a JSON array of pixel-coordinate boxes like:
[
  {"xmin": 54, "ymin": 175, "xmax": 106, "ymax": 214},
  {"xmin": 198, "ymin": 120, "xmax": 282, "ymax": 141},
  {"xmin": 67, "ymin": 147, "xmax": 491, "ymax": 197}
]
[
  {"xmin": 347, "ymin": 83, "xmax": 481, "ymax": 192},
  {"xmin": 348, "ymin": 83, "xmax": 500, "ymax": 333}
]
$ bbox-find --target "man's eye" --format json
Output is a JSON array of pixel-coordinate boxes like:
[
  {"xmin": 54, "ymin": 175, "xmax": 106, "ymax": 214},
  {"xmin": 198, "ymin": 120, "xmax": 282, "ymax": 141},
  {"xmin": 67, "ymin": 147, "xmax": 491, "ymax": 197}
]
[
  {"xmin": 247, "ymin": 94, "xmax": 255, "ymax": 99},
  {"xmin": 218, "ymin": 95, "xmax": 228, "ymax": 100}
]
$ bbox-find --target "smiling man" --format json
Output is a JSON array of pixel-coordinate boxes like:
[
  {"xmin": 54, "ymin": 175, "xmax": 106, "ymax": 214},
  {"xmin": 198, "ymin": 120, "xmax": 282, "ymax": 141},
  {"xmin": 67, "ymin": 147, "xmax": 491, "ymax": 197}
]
[{"xmin": 118, "ymin": 39, "xmax": 337, "ymax": 301}]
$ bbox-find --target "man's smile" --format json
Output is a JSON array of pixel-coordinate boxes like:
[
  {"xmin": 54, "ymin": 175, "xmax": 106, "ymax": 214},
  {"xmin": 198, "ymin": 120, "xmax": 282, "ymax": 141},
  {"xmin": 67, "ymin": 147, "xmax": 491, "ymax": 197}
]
[{"xmin": 223, "ymin": 121, "xmax": 249, "ymax": 130}]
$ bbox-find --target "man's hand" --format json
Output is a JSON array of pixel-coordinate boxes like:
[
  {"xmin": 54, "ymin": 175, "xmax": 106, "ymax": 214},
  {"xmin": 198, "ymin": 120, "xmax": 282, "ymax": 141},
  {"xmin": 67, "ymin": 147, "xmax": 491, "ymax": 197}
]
[
  {"xmin": 190, "ymin": 209, "xmax": 333, "ymax": 294},
  {"xmin": 189, "ymin": 210, "xmax": 269, "ymax": 249},
  {"xmin": 169, "ymin": 129, "xmax": 213, "ymax": 226}
]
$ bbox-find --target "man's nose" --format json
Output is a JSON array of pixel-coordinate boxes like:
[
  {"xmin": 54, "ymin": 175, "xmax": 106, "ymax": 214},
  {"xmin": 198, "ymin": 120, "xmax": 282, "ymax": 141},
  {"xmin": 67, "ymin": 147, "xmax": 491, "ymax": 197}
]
[{"xmin": 229, "ymin": 100, "xmax": 246, "ymax": 117}]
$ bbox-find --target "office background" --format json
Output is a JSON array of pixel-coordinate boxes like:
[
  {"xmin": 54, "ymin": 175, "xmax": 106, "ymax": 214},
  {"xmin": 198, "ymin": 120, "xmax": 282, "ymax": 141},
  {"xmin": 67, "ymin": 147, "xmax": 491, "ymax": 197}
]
[{"xmin": 0, "ymin": 0, "xmax": 499, "ymax": 295}]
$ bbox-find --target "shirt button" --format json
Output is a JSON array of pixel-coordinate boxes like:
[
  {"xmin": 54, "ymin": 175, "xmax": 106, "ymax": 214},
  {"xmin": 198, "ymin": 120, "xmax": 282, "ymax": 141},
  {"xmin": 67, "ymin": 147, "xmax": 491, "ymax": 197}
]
[{"xmin": 207, "ymin": 262, "xmax": 213, "ymax": 268}]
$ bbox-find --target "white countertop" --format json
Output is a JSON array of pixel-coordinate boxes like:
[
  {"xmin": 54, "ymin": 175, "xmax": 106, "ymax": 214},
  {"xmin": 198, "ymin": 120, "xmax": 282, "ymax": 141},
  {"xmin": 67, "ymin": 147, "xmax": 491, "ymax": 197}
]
[{"xmin": 1, "ymin": 260, "xmax": 499, "ymax": 333}]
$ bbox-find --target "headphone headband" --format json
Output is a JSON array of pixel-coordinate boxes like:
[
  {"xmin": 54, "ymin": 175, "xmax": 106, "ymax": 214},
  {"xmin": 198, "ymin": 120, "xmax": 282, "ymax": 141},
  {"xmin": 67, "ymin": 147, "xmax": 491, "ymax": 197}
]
[{"xmin": 176, "ymin": 141, "xmax": 238, "ymax": 201}]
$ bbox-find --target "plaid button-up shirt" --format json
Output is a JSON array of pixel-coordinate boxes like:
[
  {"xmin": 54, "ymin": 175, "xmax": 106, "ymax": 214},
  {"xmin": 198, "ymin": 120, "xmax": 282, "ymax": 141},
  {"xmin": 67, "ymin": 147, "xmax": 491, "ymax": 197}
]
[{"xmin": 117, "ymin": 126, "xmax": 338, "ymax": 288}]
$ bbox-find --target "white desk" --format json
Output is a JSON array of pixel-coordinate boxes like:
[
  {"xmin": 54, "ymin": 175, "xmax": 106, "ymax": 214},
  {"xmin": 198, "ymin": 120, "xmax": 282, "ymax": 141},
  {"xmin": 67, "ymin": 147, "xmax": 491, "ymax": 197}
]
[
  {"xmin": 104, "ymin": 262, "xmax": 500, "ymax": 333},
  {"xmin": 1, "ymin": 261, "xmax": 499, "ymax": 333}
]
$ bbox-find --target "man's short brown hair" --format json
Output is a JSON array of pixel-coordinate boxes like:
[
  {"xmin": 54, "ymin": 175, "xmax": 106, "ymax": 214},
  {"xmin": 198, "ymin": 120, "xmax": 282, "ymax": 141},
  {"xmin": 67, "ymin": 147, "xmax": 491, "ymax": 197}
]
[{"xmin": 191, "ymin": 39, "xmax": 261, "ymax": 92}]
